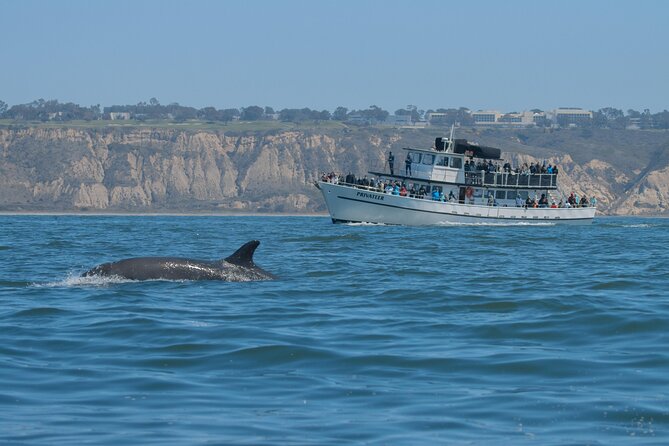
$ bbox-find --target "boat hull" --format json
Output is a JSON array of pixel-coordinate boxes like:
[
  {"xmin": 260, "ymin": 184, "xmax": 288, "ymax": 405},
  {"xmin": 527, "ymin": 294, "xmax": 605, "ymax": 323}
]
[{"xmin": 318, "ymin": 182, "xmax": 595, "ymax": 225}]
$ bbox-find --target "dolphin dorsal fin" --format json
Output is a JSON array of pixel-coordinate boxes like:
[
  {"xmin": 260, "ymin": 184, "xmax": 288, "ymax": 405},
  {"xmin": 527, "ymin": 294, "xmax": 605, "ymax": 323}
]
[{"xmin": 224, "ymin": 240, "xmax": 260, "ymax": 266}]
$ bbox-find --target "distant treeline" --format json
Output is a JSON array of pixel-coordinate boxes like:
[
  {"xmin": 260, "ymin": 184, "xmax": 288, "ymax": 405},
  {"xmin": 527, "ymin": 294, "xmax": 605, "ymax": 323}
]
[{"xmin": 0, "ymin": 98, "xmax": 668, "ymax": 129}]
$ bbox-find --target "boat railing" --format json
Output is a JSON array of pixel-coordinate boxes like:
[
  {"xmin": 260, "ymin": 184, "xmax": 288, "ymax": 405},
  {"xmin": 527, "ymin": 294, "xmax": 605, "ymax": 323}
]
[
  {"xmin": 322, "ymin": 180, "xmax": 595, "ymax": 208},
  {"xmin": 465, "ymin": 171, "xmax": 557, "ymax": 188}
]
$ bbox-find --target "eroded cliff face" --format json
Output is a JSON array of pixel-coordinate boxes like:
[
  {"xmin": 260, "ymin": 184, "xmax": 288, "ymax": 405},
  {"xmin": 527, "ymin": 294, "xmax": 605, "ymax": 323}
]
[{"xmin": 0, "ymin": 126, "xmax": 667, "ymax": 215}]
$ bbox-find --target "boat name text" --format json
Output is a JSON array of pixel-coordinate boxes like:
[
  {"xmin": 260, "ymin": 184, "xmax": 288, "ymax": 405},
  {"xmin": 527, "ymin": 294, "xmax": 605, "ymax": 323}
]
[{"xmin": 356, "ymin": 192, "xmax": 384, "ymax": 201}]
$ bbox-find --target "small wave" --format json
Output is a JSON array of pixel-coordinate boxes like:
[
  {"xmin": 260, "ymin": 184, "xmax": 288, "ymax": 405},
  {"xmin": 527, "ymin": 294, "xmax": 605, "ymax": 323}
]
[
  {"xmin": 12, "ymin": 307, "xmax": 70, "ymax": 317},
  {"xmin": 34, "ymin": 272, "xmax": 260, "ymax": 287},
  {"xmin": 621, "ymin": 224, "xmax": 652, "ymax": 228},
  {"xmin": 45, "ymin": 240, "xmax": 76, "ymax": 249},
  {"xmin": 0, "ymin": 280, "xmax": 33, "ymax": 287},
  {"xmin": 34, "ymin": 273, "xmax": 139, "ymax": 288},
  {"xmin": 284, "ymin": 233, "xmax": 365, "ymax": 242},
  {"xmin": 226, "ymin": 344, "xmax": 339, "ymax": 365},
  {"xmin": 588, "ymin": 280, "xmax": 639, "ymax": 290}
]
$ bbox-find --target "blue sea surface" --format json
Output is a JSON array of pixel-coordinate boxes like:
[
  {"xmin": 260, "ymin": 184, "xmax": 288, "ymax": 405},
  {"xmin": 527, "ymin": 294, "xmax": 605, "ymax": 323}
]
[{"xmin": 1, "ymin": 215, "xmax": 668, "ymax": 444}]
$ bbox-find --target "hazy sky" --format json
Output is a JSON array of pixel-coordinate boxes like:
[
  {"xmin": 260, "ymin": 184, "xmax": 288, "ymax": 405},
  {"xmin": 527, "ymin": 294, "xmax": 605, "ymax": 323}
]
[{"xmin": 1, "ymin": 0, "xmax": 668, "ymax": 112}]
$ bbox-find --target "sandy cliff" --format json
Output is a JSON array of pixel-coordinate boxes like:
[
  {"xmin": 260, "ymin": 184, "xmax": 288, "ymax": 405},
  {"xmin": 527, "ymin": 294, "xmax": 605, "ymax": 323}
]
[{"xmin": 0, "ymin": 126, "xmax": 667, "ymax": 215}]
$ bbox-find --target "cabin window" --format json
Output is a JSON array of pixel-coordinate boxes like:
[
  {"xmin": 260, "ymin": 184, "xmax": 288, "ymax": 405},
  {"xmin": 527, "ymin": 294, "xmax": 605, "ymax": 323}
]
[
  {"xmin": 517, "ymin": 190, "xmax": 529, "ymax": 199},
  {"xmin": 450, "ymin": 157, "xmax": 462, "ymax": 169},
  {"xmin": 409, "ymin": 153, "xmax": 421, "ymax": 164},
  {"xmin": 495, "ymin": 190, "xmax": 506, "ymax": 199},
  {"xmin": 436, "ymin": 156, "xmax": 449, "ymax": 166},
  {"xmin": 422, "ymin": 154, "xmax": 435, "ymax": 165}
]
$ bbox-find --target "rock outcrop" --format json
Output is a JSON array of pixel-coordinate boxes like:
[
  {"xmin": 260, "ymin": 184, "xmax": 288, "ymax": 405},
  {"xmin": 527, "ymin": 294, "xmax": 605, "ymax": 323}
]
[{"xmin": 0, "ymin": 125, "xmax": 668, "ymax": 215}]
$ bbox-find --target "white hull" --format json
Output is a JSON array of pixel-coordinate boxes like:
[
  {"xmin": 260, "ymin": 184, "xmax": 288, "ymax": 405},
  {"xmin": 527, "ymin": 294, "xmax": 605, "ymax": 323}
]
[{"xmin": 318, "ymin": 182, "xmax": 595, "ymax": 225}]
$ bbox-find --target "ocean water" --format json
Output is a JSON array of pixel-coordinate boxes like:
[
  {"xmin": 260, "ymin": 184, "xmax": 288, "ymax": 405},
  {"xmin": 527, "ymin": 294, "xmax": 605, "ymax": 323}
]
[{"xmin": 1, "ymin": 215, "xmax": 668, "ymax": 445}]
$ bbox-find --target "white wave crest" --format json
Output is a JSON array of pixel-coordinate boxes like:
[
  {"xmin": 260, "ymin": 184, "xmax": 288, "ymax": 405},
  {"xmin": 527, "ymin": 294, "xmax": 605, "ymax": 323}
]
[
  {"xmin": 344, "ymin": 222, "xmax": 387, "ymax": 226},
  {"xmin": 34, "ymin": 272, "xmax": 139, "ymax": 288}
]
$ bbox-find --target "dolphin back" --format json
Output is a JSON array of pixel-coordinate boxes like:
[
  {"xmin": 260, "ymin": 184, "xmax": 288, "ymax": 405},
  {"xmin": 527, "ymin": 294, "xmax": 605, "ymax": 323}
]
[
  {"xmin": 81, "ymin": 239, "xmax": 275, "ymax": 281},
  {"xmin": 223, "ymin": 240, "xmax": 260, "ymax": 267}
]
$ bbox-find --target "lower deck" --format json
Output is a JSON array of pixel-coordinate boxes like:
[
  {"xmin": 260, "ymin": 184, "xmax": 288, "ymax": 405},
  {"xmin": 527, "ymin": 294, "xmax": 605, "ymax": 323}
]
[{"xmin": 318, "ymin": 181, "xmax": 596, "ymax": 226}]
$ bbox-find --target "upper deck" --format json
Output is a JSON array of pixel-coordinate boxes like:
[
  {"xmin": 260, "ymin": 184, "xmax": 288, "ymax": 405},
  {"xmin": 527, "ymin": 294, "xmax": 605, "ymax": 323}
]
[{"xmin": 371, "ymin": 136, "xmax": 558, "ymax": 190}]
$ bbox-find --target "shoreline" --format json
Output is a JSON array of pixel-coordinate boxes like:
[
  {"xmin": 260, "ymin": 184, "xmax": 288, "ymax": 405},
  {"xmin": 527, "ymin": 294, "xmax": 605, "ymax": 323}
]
[
  {"xmin": 0, "ymin": 210, "xmax": 330, "ymax": 217},
  {"xmin": 0, "ymin": 211, "xmax": 666, "ymax": 218}
]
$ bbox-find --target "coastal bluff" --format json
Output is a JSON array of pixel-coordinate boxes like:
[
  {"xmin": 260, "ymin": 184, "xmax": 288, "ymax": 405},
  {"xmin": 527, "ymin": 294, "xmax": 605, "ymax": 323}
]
[{"xmin": 1, "ymin": 125, "xmax": 668, "ymax": 215}]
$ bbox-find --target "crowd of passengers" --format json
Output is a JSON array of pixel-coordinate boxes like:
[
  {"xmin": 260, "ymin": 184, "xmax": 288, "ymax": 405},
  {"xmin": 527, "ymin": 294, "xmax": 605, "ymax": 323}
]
[
  {"xmin": 465, "ymin": 160, "xmax": 559, "ymax": 175},
  {"xmin": 320, "ymin": 172, "xmax": 595, "ymax": 208},
  {"xmin": 518, "ymin": 192, "xmax": 595, "ymax": 208}
]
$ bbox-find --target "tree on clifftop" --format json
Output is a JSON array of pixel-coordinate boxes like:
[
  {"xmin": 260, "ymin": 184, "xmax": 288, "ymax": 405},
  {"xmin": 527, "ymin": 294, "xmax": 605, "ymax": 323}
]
[
  {"xmin": 333, "ymin": 106, "xmax": 348, "ymax": 121},
  {"xmin": 241, "ymin": 105, "xmax": 264, "ymax": 121}
]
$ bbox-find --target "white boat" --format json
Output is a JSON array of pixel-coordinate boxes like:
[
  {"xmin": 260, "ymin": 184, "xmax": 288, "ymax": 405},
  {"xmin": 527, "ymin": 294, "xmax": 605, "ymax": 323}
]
[{"xmin": 317, "ymin": 134, "xmax": 596, "ymax": 225}]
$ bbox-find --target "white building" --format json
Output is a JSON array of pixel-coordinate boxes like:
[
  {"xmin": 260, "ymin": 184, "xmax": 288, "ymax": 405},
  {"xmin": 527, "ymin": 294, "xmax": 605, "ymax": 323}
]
[
  {"xmin": 471, "ymin": 110, "xmax": 500, "ymax": 124},
  {"xmin": 110, "ymin": 112, "xmax": 131, "ymax": 120},
  {"xmin": 551, "ymin": 108, "xmax": 593, "ymax": 125},
  {"xmin": 471, "ymin": 110, "xmax": 542, "ymax": 127}
]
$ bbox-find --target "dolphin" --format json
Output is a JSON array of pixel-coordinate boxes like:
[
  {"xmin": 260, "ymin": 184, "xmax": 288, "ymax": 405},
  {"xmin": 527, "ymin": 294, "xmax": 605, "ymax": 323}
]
[{"xmin": 82, "ymin": 240, "xmax": 275, "ymax": 281}]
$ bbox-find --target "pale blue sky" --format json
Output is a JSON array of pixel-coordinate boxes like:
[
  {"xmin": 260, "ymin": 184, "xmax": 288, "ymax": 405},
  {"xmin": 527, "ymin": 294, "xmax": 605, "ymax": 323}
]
[{"xmin": 1, "ymin": 0, "xmax": 667, "ymax": 112}]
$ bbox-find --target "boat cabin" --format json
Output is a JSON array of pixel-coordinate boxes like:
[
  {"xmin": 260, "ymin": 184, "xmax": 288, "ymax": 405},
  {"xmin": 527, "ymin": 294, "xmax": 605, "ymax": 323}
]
[{"xmin": 368, "ymin": 137, "xmax": 560, "ymax": 207}]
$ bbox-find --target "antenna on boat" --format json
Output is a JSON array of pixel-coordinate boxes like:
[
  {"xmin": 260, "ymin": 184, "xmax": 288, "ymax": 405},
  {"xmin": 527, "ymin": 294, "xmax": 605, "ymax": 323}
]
[{"xmin": 447, "ymin": 124, "xmax": 455, "ymax": 152}]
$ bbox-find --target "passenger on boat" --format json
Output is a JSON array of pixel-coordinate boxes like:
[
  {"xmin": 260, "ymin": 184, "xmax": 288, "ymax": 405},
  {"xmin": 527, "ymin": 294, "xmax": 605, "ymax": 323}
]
[
  {"xmin": 567, "ymin": 192, "xmax": 577, "ymax": 207},
  {"xmin": 393, "ymin": 184, "xmax": 400, "ymax": 195},
  {"xmin": 487, "ymin": 194, "xmax": 495, "ymax": 206},
  {"xmin": 405, "ymin": 153, "xmax": 412, "ymax": 176},
  {"xmin": 538, "ymin": 193, "xmax": 549, "ymax": 208},
  {"xmin": 448, "ymin": 190, "xmax": 456, "ymax": 202},
  {"xmin": 550, "ymin": 201, "xmax": 558, "ymax": 208},
  {"xmin": 590, "ymin": 196, "xmax": 597, "ymax": 207},
  {"xmin": 418, "ymin": 185, "xmax": 426, "ymax": 199},
  {"xmin": 400, "ymin": 185, "xmax": 407, "ymax": 196},
  {"xmin": 579, "ymin": 195, "xmax": 588, "ymax": 207},
  {"xmin": 515, "ymin": 194, "xmax": 524, "ymax": 207},
  {"xmin": 432, "ymin": 189, "xmax": 440, "ymax": 201},
  {"xmin": 388, "ymin": 152, "xmax": 395, "ymax": 175},
  {"xmin": 409, "ymin": 185, "xmax": 417, "ymax": 198}
]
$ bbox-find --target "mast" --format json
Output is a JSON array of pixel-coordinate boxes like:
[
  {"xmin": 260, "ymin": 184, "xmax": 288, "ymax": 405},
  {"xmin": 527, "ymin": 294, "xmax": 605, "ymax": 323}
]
[{"xmin": 447, "ymin": 124, "xmax": 455, "ymax": 153}]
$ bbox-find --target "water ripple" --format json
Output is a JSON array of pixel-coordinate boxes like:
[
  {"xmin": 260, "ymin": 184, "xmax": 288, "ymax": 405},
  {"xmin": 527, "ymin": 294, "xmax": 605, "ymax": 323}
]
[{"xmin": 0, "ymin": 215, "xmax": 668, "ymax": 444}]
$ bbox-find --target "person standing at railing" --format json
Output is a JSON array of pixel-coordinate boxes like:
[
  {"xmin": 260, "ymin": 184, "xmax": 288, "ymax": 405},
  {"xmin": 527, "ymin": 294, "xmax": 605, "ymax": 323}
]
[
  {"xmin": 405, "ymin": 153, "xmax": 412, "ymax": 176},
  {"xmin": 388, "ymin": 151, "xmax": 395, "ymax": 175}
]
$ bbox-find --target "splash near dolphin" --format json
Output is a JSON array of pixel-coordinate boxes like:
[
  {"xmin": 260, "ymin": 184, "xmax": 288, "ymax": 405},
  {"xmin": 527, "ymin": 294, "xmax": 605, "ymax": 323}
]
[{"xmin": 82, "ymin": 240, "xmax": 275, "ymax": 281}]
